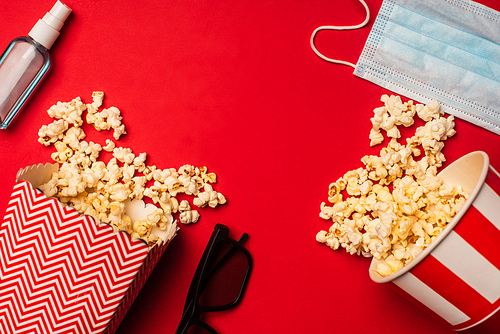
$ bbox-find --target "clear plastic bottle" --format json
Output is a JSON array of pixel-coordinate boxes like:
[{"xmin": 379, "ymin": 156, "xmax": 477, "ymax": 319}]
[{"xmin": 0, "ymin": 1, "xmax": 71, "ymax": 129}]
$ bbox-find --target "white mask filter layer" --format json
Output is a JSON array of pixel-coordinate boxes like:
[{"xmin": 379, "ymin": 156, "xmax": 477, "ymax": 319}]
[{"xmin": 353, "ymin": 0, "xmax": 500, "ymax": 135}]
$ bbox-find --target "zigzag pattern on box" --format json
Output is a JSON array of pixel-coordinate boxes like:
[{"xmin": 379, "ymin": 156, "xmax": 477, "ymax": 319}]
[
  {"xmin": 0, "ymin": 180, "xmax": 149, "ymax": 334},
  {"xmin": 103, "ymin": 239, "xmax": 171, "ymax": 334}
]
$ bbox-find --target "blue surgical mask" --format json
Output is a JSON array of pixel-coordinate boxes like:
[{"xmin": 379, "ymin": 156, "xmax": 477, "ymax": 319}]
[{"xmin": 311, "ymin": 0, "xmax": 500, "ymax": 135}]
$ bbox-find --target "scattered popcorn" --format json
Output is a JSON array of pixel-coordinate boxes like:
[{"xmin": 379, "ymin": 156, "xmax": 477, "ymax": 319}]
[
  {"xmin": 179, "ymin": 209, "xmax": 201, "ymax": 225},
  {"xmin": 86, "ymin": 91, "xmax": 104, "ymax": 113},
  {"xmin": 113, "ymin": 147, "xmax": 135, "ymax": 164},
  {"xmin": 84, "ymin": 93, "xmax": 127, "ymax": 139},
  {"xmin": 47, "ymin": 97, "xmax": 86, "ymax": 127},
  {"xmin": 179, "ymin": 200, "xmax": 191, "ymax": 212},
  {"xmin": 113, "ymin": 124, "xmax": 127, "ymax": 140},
  {"xmin": 103, "ymin": 139, "xmax": 115, "ymax": 152},
  {"xmin": 317, "ymin": 95, "xmax": 468, "ymax": 277},
  {"xmin": 38, "ymin": 119, "xmax": 69, "ymax": 146},
  {"xmin": 37, "ymin": 92, "xmax": 226, "ymax": 247},
  {"xmin": 416, "ymin": 99, "xmax": 442, "ymax": 122},
  {"xmin": 193, "ymin": 184, "xmax": 227, "ymax": 208}
]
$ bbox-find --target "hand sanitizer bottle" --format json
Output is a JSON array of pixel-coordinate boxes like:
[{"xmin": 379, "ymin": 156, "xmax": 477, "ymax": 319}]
[{"xmin": 0, "ymin": 1, "xmax": 71, "ymax": 129}]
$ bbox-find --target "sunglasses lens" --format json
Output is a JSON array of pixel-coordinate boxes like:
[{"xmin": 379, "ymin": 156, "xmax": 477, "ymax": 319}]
[{"xmin": 199, "ymin": 239, "xmax": 250, "ymax": 308}]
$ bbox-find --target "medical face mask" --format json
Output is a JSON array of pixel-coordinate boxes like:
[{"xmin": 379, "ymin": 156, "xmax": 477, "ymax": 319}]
[{"xmin": 311, "ymin": 0, "xmax": 500, "ymax": 135}]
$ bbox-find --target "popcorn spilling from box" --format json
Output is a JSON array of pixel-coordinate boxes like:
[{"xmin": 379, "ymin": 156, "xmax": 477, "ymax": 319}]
[
  {"xmin": 0, "ymin": 92, "xmax": 226, "ymax": 334},
  {"xmin": 37, "ymin": 91, "xmax": 226, "ymax": 247},
  {"xmin": 316, "ymin": 95, "xmax": 469, "ymax": 277}
]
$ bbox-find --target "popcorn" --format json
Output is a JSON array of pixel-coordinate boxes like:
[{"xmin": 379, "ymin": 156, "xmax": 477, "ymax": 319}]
[
  {"xmin": 37, "ymin": 92, "xmax": 226, "ymax": 247},
  {"xmin": 85, "ymin": 95, "xmax": 127, "ymax": 140},
  {"xmin": 132, "ymin": 219, "xmax": 152, "ymax": 240},
  {"xmin": 113, "ymin": 124, "xmax": 127, "ymax": 140},
  {"xmin": 113, "ymin": 147, "xmax": 135, "ymax": 164},
  {"xmin": 38, "ymin": 119, "xmax": 69, "ymax": 146},
  {"xmin": 109, "ymin": 183, "xmax": 131, "ymax": 202},
  {"xmin": 47, "ymin": 97, "xmax": 86, "ymax": 127},
  {"xmin": 179, "ymin": 210, "xmax": 200, "ymax": 225},
  {"xmin": 416, "ymin": 99, "xmax": 442, "ymax": 122},
  {"xmin": 177, "ymin": 200, "xmax": 201, "ymax": 225},
  {"xmin": 193, "ymin": 184, "xmax": 227, "ymax": 208},
  {"xmin": 369, "ymin": 128, "xmax": 384, "ymax": 147},
  {"xmin": 103, "ymin": 139, "xmax": 116, "ymax": 152},
  {"xmin": 133, "ymin": 153, "xmax": 147, "ymax": 171},
  {"xmin": 86, "ymin": 91, "xmax": 104, "ymax": 113},
  {"xmin": 159, "ymin": 192, "xmax": 179, "ymax": 214},
  {"xmin": 105, "ymin": 107, "xmax": 123, "ymax": 128},
  {"xmin": 317, "ymin": 95, "xmax": 468, "ymax": 276},
  {"xmin": 369, "ymin": 95, "xmax": 418, "ymax": 147},
  {"xmin": 63, "ymin": 126, "xmax": 86, "ymax": 150},
  {"xmin": 51, "ymin": 141, "xmax": 73, "ymax": 163},
  {"xmin": 179, "ymin": 200, "xmax": 191, "ymax": 212}
]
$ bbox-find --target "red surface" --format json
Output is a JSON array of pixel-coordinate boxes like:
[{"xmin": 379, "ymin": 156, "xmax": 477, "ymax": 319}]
[{"xmin": 0, "ymin": 1, "xmax": 499, "ymax": 333}]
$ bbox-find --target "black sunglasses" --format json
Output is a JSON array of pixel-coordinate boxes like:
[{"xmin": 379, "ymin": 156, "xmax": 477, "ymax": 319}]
[{"xmin": 175, "ymin": 224, "xmax": 253, "ymax": 334}]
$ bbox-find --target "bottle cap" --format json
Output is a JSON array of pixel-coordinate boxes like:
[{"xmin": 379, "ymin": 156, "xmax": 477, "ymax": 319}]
[{"xmin": 28, "ymin": 1, "xmax": 72, "ymax": 49}]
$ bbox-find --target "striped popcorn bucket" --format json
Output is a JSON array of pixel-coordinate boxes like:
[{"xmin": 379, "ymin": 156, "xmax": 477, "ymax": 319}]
[
  {"xmin": 0, "ymin": 164, "xmax": 177, "ymax": 334},
  {"xmin": 369, "ymin": 151, "xmax": 500, "ymax": 333}
]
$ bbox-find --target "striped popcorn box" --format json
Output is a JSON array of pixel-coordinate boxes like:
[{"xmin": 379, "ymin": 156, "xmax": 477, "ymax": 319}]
[
  {"xmin": 369, "ymin": 151, "xmax": 500, "ymax": 333},
  {"xmin": 0, "ymin": 163, "xmax": 178, "ymax": 334}
]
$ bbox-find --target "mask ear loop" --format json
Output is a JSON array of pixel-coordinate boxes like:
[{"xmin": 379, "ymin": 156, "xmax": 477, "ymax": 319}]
[{"xmin": 310, "ymin": 0, "xmax": 370, "ymax": 68}]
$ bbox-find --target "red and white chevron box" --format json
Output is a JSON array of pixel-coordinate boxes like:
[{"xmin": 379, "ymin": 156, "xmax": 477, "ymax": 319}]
[
  {"xmin": 370, "ymin": 151, "xmax": 500, "ymax": 333},
  {"xmin": 0, "ymin": 163, "xmax": 177, "ymax": 334}
]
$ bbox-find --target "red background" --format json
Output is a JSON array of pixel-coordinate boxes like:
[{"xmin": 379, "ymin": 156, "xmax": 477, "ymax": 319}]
[{"xmin": 1, "ymin": 0, "xmax": 499, "ymax": 333}]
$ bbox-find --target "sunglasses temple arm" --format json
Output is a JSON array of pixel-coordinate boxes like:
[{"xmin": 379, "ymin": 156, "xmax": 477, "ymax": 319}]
[
  {"xmin": 237, "ymin": 233, "xmax": 249, "ymax": 243},
  {"xmin": 175, "ymin": 298, "xmax": 195, "ymax": 334},
  {"xmin": 179, "ymin": 234, "xmax": 220, "ymax": 315}
]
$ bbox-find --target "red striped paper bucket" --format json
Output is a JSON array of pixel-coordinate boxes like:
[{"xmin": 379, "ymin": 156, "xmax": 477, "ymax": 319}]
[
  {"xmin": 0, "ymin": 164, "xmax": 177, "ymax": 334},
  {"xmin": 369, "ymin": 151, "xmax": 500, "ymax": 333}
]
